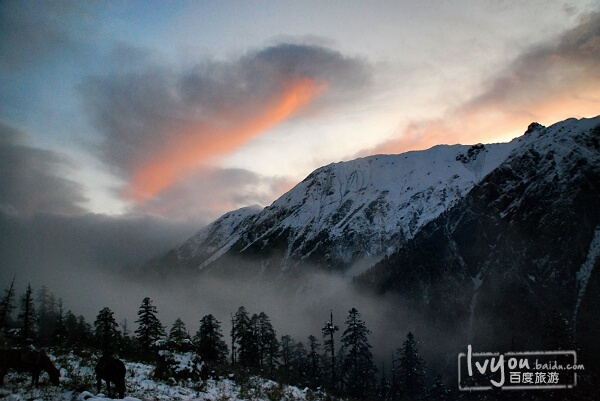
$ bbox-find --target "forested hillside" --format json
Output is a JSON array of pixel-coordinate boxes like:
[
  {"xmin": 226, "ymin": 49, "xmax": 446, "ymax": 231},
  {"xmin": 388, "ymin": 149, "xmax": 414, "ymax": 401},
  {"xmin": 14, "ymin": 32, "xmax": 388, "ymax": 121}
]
[{"xmin": 0, "ymin": 280, "xmax": 447, "ymax": 400}]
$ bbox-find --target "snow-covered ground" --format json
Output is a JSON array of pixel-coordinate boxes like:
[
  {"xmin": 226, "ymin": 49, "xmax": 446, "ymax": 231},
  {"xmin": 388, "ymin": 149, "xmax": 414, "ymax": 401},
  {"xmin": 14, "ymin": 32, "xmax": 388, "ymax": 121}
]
[{"xmin": 0, "ymin": 352, "xmax": 327, "ymax": 401}]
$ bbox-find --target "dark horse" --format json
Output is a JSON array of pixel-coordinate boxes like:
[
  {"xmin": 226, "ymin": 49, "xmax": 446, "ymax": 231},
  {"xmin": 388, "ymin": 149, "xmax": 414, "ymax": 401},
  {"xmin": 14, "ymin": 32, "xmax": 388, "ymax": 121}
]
[
  {"xmin": 0, "ymin": 348, "xmax": 60, "ymax": 385},
  {"xmin": 95, "ymin": 354, "xmax": 126, "ymax": 399}
]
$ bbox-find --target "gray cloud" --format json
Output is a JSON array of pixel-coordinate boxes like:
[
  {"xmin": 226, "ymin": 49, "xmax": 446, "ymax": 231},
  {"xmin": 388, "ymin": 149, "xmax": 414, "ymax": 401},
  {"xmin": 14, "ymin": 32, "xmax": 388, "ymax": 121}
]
[
  {"xmin": 0, "ymin": 212, "xmax": 442, "ymax": 373},
  {"xmin": 0, "ymin": 210, "xmax": 198, "ymax": 321},
  {"xmin": 0, "ymin": 0, "xmax": 92, "ymax": 72},
  {"xmin": 0, "ymin": 122, "xmax": 87, "ymax": 216},
  {"xmin": 80, "ymin": 42, "xmax": 371, "ymax": 180},
  {"xmin": 467, "ymin": 10, "xmax": 600, "ymax": 112},
  {"xmin": 133, "ymin": 167, "xmax": 293, "ymax": 220},
  {"xmin": 364, "ymin": 10, "xmax": 600, "ymax": 156}
]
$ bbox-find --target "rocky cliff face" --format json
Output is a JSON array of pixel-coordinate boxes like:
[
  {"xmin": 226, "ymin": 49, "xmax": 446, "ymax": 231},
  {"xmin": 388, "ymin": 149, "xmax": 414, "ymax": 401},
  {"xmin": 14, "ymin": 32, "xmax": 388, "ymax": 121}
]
[
  {"xmin": 357, "ymin": 117, "xmax": 600, "ymax": 355},
  {"xmin": 152, "ymin": 117, "xmax": 599, "ymax": 287},
  {"xmin": 160, "ymin": 139, "xmax": 526, "ymax": 275}
]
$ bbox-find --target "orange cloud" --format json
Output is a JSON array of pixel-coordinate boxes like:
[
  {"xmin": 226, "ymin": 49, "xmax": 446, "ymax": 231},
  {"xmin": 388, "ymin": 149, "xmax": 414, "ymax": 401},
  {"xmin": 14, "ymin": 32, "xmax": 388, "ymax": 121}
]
[
  {"xmin": 126, "ymin": 77, "xmax": 326, "ymax": 202},
  {"xmin": 371, "ymin": 88, "xmax": 599, "ymax": 157},
  {"xmin": 370, "ymin": 11, "xmax": 600, "ymax": 156}
]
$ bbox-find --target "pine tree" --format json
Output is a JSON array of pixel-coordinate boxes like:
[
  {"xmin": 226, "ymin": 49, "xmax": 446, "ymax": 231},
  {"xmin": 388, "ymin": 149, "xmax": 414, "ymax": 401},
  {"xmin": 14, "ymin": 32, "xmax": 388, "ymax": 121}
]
[
  {"xmin": 53, "ymin": 298, "xmax": 68, "ymax": 346},
  {"xmin": 194, "ymin": 314, "xmax": 228, "ymax": 365},
  {"xmin": 232, "ymin": 306, "xmax": 257, "ymax": 370},
  {"xmin": 119, "ymin": 319, "xmax": 136, "ymax": 358},
  {"xmin": 94, "ymin": 307, "xmax": 119, "ymax": 354},
  {"xmin": 321, "ymin": 309, "xmax": 339, "ymax": 391},
  {"xmin": 376, "ymin": 363, "xmax": 391, "ymax": 400},
  {"xmin": 63, "ymin": 312, "xmax": 91, "ymax": 348},
  {"xmin": 0, "ymin": 276, "xmax": 16, "ymax": 330},
  {"xmin": 76, "ymin": 315, "xmax": 92, "ymax": 346},
  {"xmin": 395, "ymin": 331, "xmax": 426, "ymax": 400},
  {"xmin": 255, "ymin": 312, "xmax": 278, "ymax": 375},
  {"xmin": 390, "ymin": 352, "xmax": 397, "ymax": 400},
  {"xmin": 65, "ymin": 311, "xmax": 78, "ymax": 344},
  {"xmin": 36, "ymin": 286, "xmax": 57, "ymax": 345},
  {"xmin": 340, "ymin": 307, "xmax": 377, "ymax": 399},
  {"xmin": 307, "ymin": 335, "xmax": 322, "ymax": 389},
  {"xmin": 47, "ymin": 292, "xmax": 57, "ymax": 339},
  {"xmin": 135, "ymin": 297, "xmax": 165, "ymax": 359},
  {"xmin": 291, "ymin": 341, "xmax": 309, "ymax": 387},
  {"xmin": 427, "ymin": 375, "xmax": 451, "ymax": 401},
  {"xmin": 169, "ymin": 317, "xmax": 191, "ymax": 351},
  {"xmin": 279, "ymin": 334, "xmax": 295, "ymax": 383},
  {"xmin": 335, "ymin": 347, "xmax": 345, "ymax": 392},
  {"xmin": 18, "ymin": 283, "xmax": 36, "ymax": 343},
  {"xmin": 230, "ymin": 313, "xmax": 236, "ymax": 365}
]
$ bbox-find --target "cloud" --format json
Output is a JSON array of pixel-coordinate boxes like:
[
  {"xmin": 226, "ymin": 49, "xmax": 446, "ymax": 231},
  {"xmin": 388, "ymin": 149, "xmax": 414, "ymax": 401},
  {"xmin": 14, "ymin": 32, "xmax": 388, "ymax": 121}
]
[
  {"xmin": 0, "ymin": 210, "xmax": 199, "ymax": 321},
  {"xmin": 81, "ymin": 43, "xmax": 371, "ymax": 204},
  {"xmin": 368, "ymin": 11, "xmax": 600, "ymax": 155},
  {"xmin": 0, "ymin": 121, "xmax": 87, "ymax": 216},
  {"xmin": 0, "ymin": 0, "xmax": 92, "ymax": 72},
  {"xmin": 467, "ymin": 10, "xmax": 600, "ymax": 116},
  {"xmin": 131, "ymin": 167, "xmax": 295, "ymax": 220}
]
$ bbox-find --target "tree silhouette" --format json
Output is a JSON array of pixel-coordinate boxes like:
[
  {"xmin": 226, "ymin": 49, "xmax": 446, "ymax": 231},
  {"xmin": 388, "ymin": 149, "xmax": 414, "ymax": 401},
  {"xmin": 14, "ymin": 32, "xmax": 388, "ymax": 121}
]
[
  {"xmin": 322, "ymin": 309, "xmax": 339, "ymax": 391},
  {"xmin": 232, "ymin": 306, "xmax": 258, "ymax": 369},
  {"xmin": 307, "ymin": 335, "xmax": 323, "ymax": 389},
  {"xmin": 255, "ymin": 312, "xmax": 278, "ymax": 375},
  {"xmin": 94, "ymin": 306, "xmax": 119, "ymax": 354},
  {"xmin": 0, "ymin": 276, "xmax": 16, "ymax": 330},
  {"xmin": 194, "ymin": 314, "xmax": 228, "ymax": 365},
  {"xmin": 340, "ymin": 307, "xmax": 377, "ymax": 398},
  {"xmin": 394, "ymin": 331, "xmax": 426, "ymax": 400},
  {"xmin": 18, "ymin": 283, "xmax": 36, "ymax": 343},
  {"xmin": 169, "ymin": 317, "xmax": 191, "ymax": 351},
  {"xmin": 135, "ymin": 297, "xmax": 165, "ymax": 359}
]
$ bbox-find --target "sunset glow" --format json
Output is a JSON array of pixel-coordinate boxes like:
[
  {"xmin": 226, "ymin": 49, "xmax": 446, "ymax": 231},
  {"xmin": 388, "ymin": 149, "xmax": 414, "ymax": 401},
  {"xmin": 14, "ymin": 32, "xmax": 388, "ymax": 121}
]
[
  {"xmin": 371, "ymin": 79, "xmax": 600, "ymax": 156},
  {"xmin": 1, "ymin": 1, "xmax": 598, "ymax": 219},
  {"xmin": 126, "ymin": 78, "xmax": 326, "ymax": 202}
]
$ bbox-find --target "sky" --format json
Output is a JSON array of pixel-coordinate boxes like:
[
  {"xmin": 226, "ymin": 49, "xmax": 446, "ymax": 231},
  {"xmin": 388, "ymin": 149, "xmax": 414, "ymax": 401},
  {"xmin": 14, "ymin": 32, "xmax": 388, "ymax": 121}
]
[
  {"xmin": 1, "ymin": 0, "xmax": 599, "ymax": 222},
  {"xmin": 1, "ymin": 1, "xmax": 600, "ymax": 324}
]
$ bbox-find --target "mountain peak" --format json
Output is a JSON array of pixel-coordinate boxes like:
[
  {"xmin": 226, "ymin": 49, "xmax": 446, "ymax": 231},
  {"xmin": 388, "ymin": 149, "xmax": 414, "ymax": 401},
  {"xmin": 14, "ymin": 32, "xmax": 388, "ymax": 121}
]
[
  {"xmin": 152, "ymin": 116, "xmax": 600, "ymax": 277},
  {"xmin": 524, "ymin": 122, "xmax": 545, "ymax": 135}
]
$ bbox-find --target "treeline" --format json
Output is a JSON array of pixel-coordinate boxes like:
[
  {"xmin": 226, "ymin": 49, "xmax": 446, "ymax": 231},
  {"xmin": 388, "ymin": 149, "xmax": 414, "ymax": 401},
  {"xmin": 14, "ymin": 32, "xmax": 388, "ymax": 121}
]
[{"xmin": 0, "ymin": 279, "xmax": 454, "ymax": 400}]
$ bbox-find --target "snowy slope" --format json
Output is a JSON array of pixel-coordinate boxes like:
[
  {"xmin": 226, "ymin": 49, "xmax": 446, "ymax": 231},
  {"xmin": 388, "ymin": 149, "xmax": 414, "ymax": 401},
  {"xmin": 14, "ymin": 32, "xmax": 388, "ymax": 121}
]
[
  {"xmin": 159, "ymin": 116, "xmax": 599, "ymax": 275},
  {"xmin": 174, "ymin": 205, "xmax": 262, "ymax": 266},
  {"xmin": 167, "ymin": 135, "xmax": 531, "ymax": 274},
  {"xmin": 0, "ymin": 352, "xmax": 327, "ymax": 401}
]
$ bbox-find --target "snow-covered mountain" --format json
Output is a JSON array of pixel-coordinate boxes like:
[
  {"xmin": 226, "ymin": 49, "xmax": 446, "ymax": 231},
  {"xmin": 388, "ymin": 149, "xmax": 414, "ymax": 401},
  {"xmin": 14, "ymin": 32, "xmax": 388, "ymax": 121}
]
[
  {"xmin": 164, "ymin": 140, "xmax": 519, "ymax": 275},
  {"xmin": 358, "ymin": 115, "xmax": 600, "ymax": 355},
  {"xmin": 152, "ymin": 116, "xmax": 599, "ymax": 278}
]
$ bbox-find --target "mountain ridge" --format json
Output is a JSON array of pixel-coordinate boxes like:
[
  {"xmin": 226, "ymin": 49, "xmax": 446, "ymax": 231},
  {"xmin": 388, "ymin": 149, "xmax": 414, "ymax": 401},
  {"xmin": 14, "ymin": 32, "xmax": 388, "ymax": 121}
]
[
  {"xmin": 150, "ymin": 115, "xmax": 599, "ymax": 278},
  {"xmin": 356, "ymin": 115, "xmax": 600, "ymax": 353},
  {"xmin": 167, "ymin": 141, "xmax": 521, "ymax": 274}
]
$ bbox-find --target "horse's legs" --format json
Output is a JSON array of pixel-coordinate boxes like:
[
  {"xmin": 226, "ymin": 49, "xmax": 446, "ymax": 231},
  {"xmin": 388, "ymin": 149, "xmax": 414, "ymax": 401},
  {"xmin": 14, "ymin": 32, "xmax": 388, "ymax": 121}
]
[
  {"xmin": 96, "ymin": 377, "xmax": 101, "ymax": 394},
  {"xmin": 106, "ymin": 380, "xmax": 111, "ymax": 397}
]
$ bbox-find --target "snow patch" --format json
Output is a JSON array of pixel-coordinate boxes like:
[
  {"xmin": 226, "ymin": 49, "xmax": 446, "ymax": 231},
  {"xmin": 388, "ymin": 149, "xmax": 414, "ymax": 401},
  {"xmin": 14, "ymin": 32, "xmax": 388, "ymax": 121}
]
[{"xmin": 2, "ymin": 352, "xmax": 329, "ymax": 401}]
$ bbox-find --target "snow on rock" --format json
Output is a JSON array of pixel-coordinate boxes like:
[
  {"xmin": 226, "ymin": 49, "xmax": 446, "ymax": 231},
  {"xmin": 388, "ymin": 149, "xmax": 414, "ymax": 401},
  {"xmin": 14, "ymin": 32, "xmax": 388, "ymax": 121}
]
[
  {"xmin": 77, "ymin": 391, "xmax": 141, "ymax": 401},
  {"xmin": 175, "ymin": 205, "xmax": 263, "ymax": 264},
  {"xmin": 172, "ymin": 137, "xmax": 524, "ymax": 273},
  {"xmin": 154, "ymin": 115, "xmax": 600, "ymax": 276}
]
